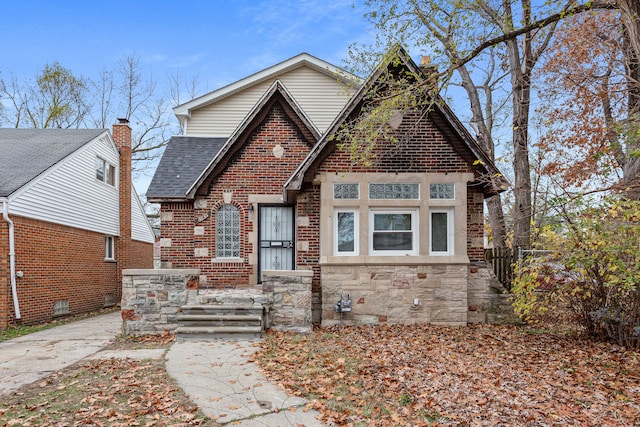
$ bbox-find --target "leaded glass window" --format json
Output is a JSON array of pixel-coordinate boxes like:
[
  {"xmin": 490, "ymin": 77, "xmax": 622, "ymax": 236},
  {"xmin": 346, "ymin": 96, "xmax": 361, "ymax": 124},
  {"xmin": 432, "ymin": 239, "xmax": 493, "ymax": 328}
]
[
  {"xmin": 369, "ymin": 183, "xmax": 419, "ymax": 199},
  {"xmin": 216, "ymin": 204, "xmax": 240, "ymax": 258},
  {"xmin": 334, "ymin": 183, "xmax": 359, "ymax": 199},
  {"xmin": 429, "ymin": 183, "xmax": 455, "ymax": 199}
]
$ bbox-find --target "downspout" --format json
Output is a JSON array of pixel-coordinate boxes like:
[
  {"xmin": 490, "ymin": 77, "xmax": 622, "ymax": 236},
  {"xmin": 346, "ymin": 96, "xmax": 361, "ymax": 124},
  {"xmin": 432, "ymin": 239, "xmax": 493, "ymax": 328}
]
[{"xmin": 1, "ymin": 199, "xmax": 21, "ymax": 319}]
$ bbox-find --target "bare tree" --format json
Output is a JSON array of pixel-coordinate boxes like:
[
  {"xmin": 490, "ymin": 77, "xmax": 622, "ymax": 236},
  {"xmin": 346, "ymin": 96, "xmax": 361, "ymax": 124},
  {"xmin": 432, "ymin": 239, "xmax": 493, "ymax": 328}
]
[{"xmin": 0, "ymin": 62, "xmax": 89, "ymax": 129}]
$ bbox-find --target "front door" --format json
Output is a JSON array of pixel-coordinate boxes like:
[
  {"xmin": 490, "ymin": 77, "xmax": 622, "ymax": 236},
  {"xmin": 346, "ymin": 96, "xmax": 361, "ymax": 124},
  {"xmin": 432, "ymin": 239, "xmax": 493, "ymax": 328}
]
[{"xmin": 259, "ymin": 205, "xmax": 295, "ymax": 280}]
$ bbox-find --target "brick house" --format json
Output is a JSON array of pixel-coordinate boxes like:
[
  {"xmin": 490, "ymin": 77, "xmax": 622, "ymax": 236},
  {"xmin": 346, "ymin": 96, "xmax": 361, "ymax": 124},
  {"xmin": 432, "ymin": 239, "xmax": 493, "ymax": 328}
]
[
  {"xmin": 0, "ymin": 121, "xmax": 155, "ymax": 328},
  {"xmin": 147, "ymin": 47, "xmax": 506, "ymax": 328}
]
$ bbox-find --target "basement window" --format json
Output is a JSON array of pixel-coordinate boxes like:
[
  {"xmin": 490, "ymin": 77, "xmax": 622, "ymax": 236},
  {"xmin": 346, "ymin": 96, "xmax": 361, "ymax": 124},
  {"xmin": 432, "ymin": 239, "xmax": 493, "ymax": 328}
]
[
  {"xmin": 53, "ymin": 300, "xmax": 70, "ymax": 317},
  {"xmin": 103, "ymin": 294, "xmax": 117, "ymax": 308}
]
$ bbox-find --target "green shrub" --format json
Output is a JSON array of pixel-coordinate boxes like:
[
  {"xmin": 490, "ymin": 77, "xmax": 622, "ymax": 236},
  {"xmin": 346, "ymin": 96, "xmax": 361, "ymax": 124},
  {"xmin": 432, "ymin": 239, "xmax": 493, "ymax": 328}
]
[{"xmin": 513, "ymin": 198, "xmax": 640, "ymax": 348}]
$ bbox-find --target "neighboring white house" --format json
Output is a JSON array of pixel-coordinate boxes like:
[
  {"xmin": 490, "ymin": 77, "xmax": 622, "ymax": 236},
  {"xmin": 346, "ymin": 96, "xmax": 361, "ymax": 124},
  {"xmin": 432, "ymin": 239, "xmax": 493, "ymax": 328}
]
[{"xmin": 0, "ymin": 124, "xmax": 155, "ymax": 327}]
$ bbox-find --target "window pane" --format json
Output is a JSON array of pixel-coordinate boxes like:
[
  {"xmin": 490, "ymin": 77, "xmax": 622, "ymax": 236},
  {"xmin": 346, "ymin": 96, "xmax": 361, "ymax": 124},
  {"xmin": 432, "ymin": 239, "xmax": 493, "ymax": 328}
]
[
  {"xmin": 337, "ymin": 211, "xmax": 355, "ymax": 252},
  {"xmin": 96, "ymin": 158, "xmax": 105, "ymax": 181},
  {"xmin": 430, "ymin": 183, "xmax": 454, "ymax": 199},
  {"xmin": 373, "ymin": 232, "xmax": 413, "ymax": 250},
  {"xmin": 369, "ymin": 183, "xmax": 419, "ymax": 199},
  {"xmin": 105, "ymin": 236, "xmax": 114, "ymax": 259},
  {"xmin": 334, "ymin": 183, "xmax": 359, "ymax": 199},
  {"xmin": 374, "ymin": 213, "xmax": 412, "ymax": 231},
  {"xmin": 431, "ymin": 212, "xmax": 448, "ymax": 252},
  {"xmin": 106, "ymin": 164, "xmax": 115, "ymax": 186},
  {"xmin": 216, "ymin": 204, "xmax": 240, "ymax": 258}
]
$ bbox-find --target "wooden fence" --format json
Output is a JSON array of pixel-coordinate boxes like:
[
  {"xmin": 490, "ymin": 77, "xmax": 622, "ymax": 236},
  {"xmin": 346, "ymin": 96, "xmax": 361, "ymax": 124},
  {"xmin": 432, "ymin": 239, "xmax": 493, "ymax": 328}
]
[{"xmin": 484, "ymin": 247, "xmax": 516, "ymax": 291}]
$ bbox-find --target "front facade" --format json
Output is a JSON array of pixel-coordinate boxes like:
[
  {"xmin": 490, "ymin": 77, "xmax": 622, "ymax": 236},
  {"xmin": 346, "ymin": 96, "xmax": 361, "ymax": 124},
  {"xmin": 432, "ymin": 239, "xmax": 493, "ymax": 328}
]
[
  {"xmin": 148, "ymin": 48, "xmax": 506, "ymax": 327},
  {"xmin": 0, "ymin": 122, "xmax": 155, "ymax": 328}
]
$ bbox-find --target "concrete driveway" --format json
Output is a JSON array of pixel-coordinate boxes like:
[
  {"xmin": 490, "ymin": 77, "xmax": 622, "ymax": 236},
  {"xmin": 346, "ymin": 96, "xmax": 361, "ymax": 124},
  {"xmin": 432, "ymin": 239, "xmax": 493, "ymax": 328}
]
[{"xmin": 0, "ymin": 311, "xmax": 122, "ymax": 396}]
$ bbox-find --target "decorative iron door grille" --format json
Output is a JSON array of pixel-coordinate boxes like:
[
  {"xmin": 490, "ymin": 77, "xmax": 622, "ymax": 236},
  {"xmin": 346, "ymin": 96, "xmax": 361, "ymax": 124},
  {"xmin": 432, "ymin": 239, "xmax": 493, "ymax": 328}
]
[{"xmin": 259, "ymin": 205, "xmax": 294, "ymax": 280}]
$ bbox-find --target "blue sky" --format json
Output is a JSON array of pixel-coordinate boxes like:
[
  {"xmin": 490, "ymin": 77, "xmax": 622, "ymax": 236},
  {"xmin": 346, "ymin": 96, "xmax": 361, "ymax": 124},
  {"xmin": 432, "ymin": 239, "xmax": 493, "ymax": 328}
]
[
  {"xmin": 0, "ymin": 0, "xmax": 372, "ymax": 92},
  {"xmin": 0, "ymin": 1, "xmax": 377, "ymax": 193}
]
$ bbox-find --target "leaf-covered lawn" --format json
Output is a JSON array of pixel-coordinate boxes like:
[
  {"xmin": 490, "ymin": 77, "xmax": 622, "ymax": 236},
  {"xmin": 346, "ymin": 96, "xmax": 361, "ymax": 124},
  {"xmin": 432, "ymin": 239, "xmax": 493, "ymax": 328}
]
[
  {"xmin": 255, "ymin": 324, "xmax": 640, "ymax": 426},
  {"xmin": 0, "ymin": 333, "xmax": 216, "ymax": 427}
]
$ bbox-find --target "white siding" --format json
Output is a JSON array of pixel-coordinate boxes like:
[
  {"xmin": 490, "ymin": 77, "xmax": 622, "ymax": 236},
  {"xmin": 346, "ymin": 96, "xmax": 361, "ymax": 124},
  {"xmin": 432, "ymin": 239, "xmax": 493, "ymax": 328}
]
[
  {"xmin": 9, "ymin": 134, "xmax": 121, "ymax": 236},
  {"xmin": 187, "ymin": 66, "xmax": 354, "ymax": 136},
  {"xmin": 131, "ymin": 189, "xmax": 155, "ymax": 243}
]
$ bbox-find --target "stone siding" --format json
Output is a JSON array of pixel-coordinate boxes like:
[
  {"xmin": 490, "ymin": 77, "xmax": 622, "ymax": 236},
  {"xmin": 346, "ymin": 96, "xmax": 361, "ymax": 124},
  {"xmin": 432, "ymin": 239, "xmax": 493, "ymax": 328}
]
[
  {"xmin": 467, "ymin": 263, "xmax": 501, "ymax": 323},
  {"xmin": 121, "ymin": 269, "xmax": 199, "ymax": 336},
  {"xmin": 121, "ymin": 268, "xmax": 314, "ymax": 335},
  {"xmin": 262, "ymin": 270, "xmax": 313, "ymax": 333},
  {"xmin": 321, "ymin": 264, "xmax": 469, "ymax": 327}
]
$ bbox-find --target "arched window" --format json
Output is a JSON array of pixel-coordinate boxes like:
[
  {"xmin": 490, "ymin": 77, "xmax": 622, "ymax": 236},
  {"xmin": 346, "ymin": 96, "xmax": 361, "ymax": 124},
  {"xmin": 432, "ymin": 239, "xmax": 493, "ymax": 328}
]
[{"xmin": 216, "ymin": 204, "xmax": 240, "ymax": 258}]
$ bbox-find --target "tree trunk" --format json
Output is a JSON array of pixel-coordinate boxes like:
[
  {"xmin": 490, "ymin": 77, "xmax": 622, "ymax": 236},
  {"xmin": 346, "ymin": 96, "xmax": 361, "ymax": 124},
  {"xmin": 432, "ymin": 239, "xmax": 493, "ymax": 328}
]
[
  {"xmin": 620, "ymin": 0, "xmax": 640, "ymax": 199},
  {"xmin": 456, "ymin": 65, "xmax": 508, "ymax": 247},
  {"xmin": 505, "ymin": 0, "xmax": 534, "ymax": 250},
  {"xmin": 487, "ymin": 194, "xmax": 507, "ymax": 247}
]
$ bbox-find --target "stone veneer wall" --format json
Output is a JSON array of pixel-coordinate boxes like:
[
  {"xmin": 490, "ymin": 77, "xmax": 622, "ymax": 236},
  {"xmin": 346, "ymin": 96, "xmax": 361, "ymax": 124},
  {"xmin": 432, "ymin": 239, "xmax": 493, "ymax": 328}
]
[
  {"xmin": 321, "ymin": 264, "xmax": 469, "ymax": 327},
  {"xmin": 121, "ymin": 269, "xmax": 199, "ymax": 336},
  {"xmin": 467, "ymin": 263, "xmax": 502, "ymax": 323},
  {"xmin": 121, "ymin": 268, "xmax": 313, "ymax": 335},
  {"xmin": 262, "ymin": 270, "xmax": 313, "ymax": 333}
]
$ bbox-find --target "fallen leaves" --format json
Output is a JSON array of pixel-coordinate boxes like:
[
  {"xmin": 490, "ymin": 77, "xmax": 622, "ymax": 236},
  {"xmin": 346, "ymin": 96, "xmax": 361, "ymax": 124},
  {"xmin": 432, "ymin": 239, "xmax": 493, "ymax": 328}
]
[
  {"xmin": 256, "ymin": 323, "xmax": 640, "ymax": 426},
  {"xmin": 0, "ymin": 358, "xmax": 213, "ymax": 426}
]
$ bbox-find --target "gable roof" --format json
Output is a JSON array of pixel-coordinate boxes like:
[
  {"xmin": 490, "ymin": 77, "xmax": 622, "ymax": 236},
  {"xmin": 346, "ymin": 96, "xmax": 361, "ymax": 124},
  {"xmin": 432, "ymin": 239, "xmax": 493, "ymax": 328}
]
[
  {"xmin": 173, "ymin": 53, "xmax": 358, "ymax": 126},
  {"xmin": 284, "ymin": 46, "xmax": 508, "ymax": 202},
  {"xmin": 145, "ymin": 136, "xmax": 227, "ymax": 201},
  {"xmin": 0, "ymin": 128, "xmax": 107, "ymax": 197},
  {"xmin": 188, "ymin": 80, "xmax": 321, "ymax": 198},
  {"xmin": 147, "ymin": 80, "xmax": 321, "ymax": 202}
]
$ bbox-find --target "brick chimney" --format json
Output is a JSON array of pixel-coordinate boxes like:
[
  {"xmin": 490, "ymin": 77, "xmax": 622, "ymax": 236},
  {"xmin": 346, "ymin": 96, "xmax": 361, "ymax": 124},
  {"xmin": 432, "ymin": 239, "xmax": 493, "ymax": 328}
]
[
  {"xmin": 112, "ymin": 118, "xmax": 132, "ymax": 290},
  {"xmin": 419, "ymin": 55, "xmax": 439, "ymax": 91}
]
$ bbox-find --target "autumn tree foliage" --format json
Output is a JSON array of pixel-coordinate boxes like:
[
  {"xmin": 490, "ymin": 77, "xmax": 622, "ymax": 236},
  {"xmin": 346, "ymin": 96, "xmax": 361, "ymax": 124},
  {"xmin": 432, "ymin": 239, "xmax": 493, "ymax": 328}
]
[{"xmin": 535, "ymin": 11, "xmax": 639, "ymax": 195}]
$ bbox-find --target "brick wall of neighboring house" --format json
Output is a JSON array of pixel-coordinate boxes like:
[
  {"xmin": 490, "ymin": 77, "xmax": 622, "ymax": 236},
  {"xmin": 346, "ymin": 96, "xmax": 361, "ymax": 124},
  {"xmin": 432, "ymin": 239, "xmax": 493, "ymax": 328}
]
[
  {"xmin": 130, "ymin": 239, "xmax": 154, "ymax": 269},
  {"xmin": 113, "ymin": 121, "xmax": 133, "ymax": 281},
  {"xmin": 8, "ymin": 215, "xmax": 119, "ymax": 326},
  {"xmin": 159, "ymin": 102, "xmax": 313, "ymax": 287}
]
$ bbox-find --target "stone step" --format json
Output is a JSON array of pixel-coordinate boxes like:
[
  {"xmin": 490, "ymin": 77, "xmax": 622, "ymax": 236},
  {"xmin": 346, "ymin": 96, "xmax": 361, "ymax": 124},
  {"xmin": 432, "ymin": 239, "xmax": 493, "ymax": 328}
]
[
  {"xmin": 177, "ymin": 303, "xmax": 266, "ymax": 338},
  {"xmin": 179, "ymin": 314, "xmax": 262, "ymax": 322},
  {"xmin": 181, "ymin": 304, "xmax": 264, "ymax": 316},
  {"xmin": 175, "ymin": 325, "xmax": 263, "ymax": 337},
  {"xmin": 177, "ymin": 314, "xmax": 262, "ymax": 328}
]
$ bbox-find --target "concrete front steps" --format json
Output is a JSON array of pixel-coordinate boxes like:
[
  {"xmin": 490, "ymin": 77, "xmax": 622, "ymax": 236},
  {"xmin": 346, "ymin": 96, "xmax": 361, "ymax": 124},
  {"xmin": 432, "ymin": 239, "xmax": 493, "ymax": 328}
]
[{"xmin": 176, "ymin": 289, "xmax": 270, "ymax": 338}]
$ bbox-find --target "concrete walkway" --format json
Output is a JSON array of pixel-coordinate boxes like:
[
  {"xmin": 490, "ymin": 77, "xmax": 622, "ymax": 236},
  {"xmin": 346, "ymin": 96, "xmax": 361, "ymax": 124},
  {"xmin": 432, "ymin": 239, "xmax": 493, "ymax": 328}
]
[
  {"xmin": 0, "ymin": 311, "xmax": 122, "ymax": 395},
  {"xmin": 166, "ymin": 338, "xmax": 326, "ymax": 426},
  {"xmin": 0, "ymin": 311, "xmax": 326, "ymax": 426}
]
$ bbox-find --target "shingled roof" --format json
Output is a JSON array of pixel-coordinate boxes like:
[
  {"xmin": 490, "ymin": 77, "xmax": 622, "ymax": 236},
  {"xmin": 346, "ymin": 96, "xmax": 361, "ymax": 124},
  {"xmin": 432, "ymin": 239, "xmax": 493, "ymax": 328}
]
[
  {"xmin": 145, "ymin": 136, "xmax": 227, "ymax": 201},
  {"xmin": 0, "ymin": 128, "xmax": 106, "ymax": 197}
]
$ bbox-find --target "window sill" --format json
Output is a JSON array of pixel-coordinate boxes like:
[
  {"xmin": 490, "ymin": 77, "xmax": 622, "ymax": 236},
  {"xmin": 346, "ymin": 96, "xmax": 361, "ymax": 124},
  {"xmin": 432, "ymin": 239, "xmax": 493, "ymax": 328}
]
[
  {"xmin": 321, "ymin": 254, "xmax": 469, "ymax": 265},
  {"xmin": 104, "ymin": 258, "xmax": 117, "ymax": 263},
  {"xmin": 211, "ymin": 257, "xmax": 245, "ymax": 264}
]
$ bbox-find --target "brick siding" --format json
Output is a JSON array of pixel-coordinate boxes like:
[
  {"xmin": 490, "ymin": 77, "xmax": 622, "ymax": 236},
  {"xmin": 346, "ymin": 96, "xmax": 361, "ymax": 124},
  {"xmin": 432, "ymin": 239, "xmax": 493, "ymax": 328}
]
[
  {"xmin": 160, "ymin": 102, "xmax": 313, "ymax": 287},
  {"xmin": 5, "ymin": 215, "xmax": 119, "ymax": 326}
]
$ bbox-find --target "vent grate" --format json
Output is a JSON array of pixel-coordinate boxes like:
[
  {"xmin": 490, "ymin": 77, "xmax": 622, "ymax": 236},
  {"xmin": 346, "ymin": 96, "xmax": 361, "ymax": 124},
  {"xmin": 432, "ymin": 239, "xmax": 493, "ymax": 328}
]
[{"xmin": 53, "ymin": 300, "xmax": 70, "ymax": 317}]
